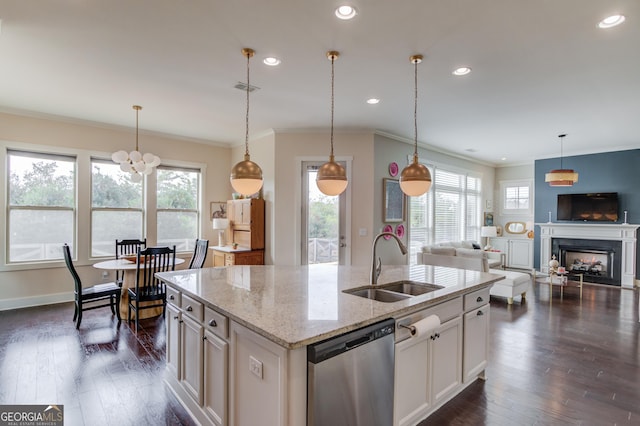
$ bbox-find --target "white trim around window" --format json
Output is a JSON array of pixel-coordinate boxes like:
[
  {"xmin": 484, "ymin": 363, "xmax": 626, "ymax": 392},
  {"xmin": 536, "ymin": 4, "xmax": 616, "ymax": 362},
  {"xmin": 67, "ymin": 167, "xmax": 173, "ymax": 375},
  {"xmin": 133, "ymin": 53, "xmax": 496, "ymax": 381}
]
[{"xmin": 499, "ymin": 179, "xmax": 533, "ymax": 216}]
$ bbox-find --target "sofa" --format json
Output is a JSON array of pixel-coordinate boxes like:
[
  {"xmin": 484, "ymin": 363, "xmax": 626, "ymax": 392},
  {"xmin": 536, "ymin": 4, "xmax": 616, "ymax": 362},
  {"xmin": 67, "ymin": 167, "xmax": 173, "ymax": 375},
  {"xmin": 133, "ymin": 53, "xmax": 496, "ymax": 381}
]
[{"xmin": 417, "ymin": 241, "xmax": 531, "ymax": 305}]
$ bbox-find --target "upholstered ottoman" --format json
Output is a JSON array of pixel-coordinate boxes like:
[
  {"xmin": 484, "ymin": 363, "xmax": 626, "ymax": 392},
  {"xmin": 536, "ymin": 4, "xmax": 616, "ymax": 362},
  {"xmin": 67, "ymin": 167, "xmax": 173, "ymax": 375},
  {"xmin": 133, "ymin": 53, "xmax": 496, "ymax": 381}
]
[{"xmin": 488, "ymin": 269, "xmax": 531, "ymax": 304}]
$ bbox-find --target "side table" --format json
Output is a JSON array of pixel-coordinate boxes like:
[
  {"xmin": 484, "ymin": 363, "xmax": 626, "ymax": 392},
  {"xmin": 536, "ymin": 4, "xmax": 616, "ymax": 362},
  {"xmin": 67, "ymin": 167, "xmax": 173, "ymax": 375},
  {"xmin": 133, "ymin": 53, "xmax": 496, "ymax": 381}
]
[{"xmin": 534, "ymin": 270, "xmax": 583, "ymax": 303}]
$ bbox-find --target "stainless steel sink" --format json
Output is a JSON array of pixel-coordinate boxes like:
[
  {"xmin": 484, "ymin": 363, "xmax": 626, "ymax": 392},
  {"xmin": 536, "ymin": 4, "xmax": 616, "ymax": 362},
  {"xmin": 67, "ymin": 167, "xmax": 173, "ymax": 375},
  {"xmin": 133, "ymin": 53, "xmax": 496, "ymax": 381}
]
[
  {"xmin": 343, "ymin": 281, "xmax": 443, "ymax": 302},
  {"xmin": 379, "ymin": 280, "xmax": 444, "ymax": 296},
  {"xmin": 343, "ymin": 287, "xmax": 411, "ymax": 303}
]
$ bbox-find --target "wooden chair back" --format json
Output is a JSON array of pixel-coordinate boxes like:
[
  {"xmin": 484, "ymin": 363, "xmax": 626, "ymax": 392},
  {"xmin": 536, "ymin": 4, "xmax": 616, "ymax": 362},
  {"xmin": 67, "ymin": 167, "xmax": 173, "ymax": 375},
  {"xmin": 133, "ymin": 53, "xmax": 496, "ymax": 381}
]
[{"xmin": 188, "ymin": 239, "xmax": 209, "ymax": 269}]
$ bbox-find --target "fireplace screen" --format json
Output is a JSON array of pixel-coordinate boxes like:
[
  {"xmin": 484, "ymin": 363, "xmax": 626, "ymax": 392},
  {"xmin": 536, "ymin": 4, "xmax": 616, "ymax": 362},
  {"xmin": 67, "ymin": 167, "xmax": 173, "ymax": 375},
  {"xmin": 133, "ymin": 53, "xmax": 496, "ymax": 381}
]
[{"xmin": 565, "ymin": 251, "xmax": 608, "ymax": 276}]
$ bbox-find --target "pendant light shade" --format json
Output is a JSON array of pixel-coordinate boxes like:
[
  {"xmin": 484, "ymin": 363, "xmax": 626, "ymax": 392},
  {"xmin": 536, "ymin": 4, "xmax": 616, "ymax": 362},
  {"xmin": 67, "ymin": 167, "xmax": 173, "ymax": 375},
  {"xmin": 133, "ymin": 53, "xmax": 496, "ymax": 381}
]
[
  {"xmin": 230, "ymin": 48, "xmax": 263, "ymax": 196},
  {"xmin": 316, "ymin": 51, "xmax": 348, "ymax": 196},
  {"xmin": 545, "ymin": 134, "xmax": 578, "ymax": 187},
  {"xmin": 400, "ymin": 55, "xmax": 432, "ymax": 197},
  {"xmin": 111, "ymin": 105, "xmax": 161, "ymax": 181}
]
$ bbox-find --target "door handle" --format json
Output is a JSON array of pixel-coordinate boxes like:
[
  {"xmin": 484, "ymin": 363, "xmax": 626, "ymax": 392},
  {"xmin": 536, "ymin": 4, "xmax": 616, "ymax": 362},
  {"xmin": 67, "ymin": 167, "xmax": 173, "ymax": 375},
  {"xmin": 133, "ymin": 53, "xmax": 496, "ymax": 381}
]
[{"xmin": 339, "ymin": 243, "xmax": 346, "ymax": 247}]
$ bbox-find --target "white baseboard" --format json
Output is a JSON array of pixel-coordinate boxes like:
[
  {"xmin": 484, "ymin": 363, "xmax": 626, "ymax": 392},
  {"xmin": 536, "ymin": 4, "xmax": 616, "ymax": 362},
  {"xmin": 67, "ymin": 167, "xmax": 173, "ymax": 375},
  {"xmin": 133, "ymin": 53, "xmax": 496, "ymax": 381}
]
[{"xmin": 0, "ymin": 292, "xmax": 74, "ymax": 311}]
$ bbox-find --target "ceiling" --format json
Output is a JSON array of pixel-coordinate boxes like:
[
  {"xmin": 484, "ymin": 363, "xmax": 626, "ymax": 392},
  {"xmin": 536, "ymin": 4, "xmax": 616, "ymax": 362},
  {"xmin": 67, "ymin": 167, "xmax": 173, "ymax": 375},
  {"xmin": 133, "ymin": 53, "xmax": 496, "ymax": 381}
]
[{"xmin": 1, "ymin": 0, "xmax": 639, "ymax": 166}]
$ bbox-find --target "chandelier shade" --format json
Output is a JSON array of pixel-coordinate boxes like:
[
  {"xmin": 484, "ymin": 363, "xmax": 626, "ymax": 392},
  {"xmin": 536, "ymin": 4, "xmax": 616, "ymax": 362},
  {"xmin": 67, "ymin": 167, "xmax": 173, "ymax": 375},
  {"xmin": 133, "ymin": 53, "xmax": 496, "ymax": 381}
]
[
  {"xmin": 111, "ymin": 105, "xmax": 160, "ymax": 181},
  {"xmin": 316, "ymin": 51, "xmax": 348, "ymax": 196},
  {"xmin": 399, "ymin": 54, "xmax": 432, "ymax": 197},
  {"xmin": 230, "ymin": 48, "xmax": 264, "ymax": 196},
  {"xmin": 545, "ymin": 134, "xmax": 578, "ymax": 187}
]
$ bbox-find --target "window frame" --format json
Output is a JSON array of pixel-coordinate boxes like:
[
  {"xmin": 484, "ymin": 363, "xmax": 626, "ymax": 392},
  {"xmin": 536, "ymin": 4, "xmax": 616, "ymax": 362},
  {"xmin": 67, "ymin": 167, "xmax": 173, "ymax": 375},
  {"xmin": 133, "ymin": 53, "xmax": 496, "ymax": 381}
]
[
  {"xmin": 500, "ymin": 179, "xmax": 533, "ymax": 216},
  {"xmin": 90, "ymin": 157, "xmax": 146, "ymax": 258},
  {"xmin": 156, "ymin": 164, "xmax": 202, "ymax": 253},
  {"xmin": 6, "ymin": 149, "xmax": 77, "ymax": 264}
]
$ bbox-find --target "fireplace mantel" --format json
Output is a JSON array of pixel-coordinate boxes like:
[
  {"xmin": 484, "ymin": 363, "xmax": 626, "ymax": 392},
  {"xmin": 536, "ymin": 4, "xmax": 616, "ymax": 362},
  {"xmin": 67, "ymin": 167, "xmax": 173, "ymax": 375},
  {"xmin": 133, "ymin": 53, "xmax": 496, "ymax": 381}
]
[{"xmin": 537, "ymin": 223, "xmax": 639, "ymax": 288}]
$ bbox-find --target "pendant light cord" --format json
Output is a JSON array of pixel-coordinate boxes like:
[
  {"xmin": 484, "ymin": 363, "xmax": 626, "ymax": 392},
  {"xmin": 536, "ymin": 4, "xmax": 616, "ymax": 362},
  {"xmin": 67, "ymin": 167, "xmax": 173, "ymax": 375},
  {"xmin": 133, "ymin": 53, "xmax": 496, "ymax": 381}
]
[
  {"xmin": 135, "ymin": 107, "xmax": 139, "ymax": 152},
  {"xmin": 413, "ymin": 58, "xmax": 418, "ymax": 157},
  {"xmin": 245, "ymin": 51, "xmax": 251, "ymax": 157},
  {"xmin": 559, "ymin": 134, "xmax": 566, "ymax": 169},
  {"xmin": 330, "ymin": 54, "xmax": 335, "ymax": 157}
]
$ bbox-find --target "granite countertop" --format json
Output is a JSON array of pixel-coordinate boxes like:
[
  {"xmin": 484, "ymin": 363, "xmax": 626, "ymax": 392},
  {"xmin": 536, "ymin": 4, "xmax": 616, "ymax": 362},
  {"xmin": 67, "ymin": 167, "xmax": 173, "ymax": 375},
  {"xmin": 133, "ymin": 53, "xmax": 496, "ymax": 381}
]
[{"xmin": 156, "ymin": 264, "xmax": 504, "ymax": 349}]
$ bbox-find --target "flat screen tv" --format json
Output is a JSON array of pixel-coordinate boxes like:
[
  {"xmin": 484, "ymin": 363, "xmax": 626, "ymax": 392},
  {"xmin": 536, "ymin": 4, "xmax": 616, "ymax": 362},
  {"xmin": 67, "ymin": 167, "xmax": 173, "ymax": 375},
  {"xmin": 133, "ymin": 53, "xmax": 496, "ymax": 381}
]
[{"xmin": 557, "ymin": 192, "xmax": 619, "ymax": 222}]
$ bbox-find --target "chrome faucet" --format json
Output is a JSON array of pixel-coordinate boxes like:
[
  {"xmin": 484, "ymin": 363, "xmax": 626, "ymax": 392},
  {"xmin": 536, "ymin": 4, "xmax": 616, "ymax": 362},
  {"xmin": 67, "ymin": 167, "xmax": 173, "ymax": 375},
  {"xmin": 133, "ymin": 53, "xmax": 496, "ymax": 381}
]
[{"xmin": 370, "ymin": 232, "xmax": 408, "ymax": 285}]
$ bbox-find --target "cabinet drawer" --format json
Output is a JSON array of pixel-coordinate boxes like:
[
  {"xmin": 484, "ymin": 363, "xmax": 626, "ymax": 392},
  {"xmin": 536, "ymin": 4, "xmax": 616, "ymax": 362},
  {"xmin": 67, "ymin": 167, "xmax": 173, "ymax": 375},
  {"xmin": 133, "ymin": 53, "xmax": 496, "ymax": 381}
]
[
  {"xmin": 224, "ymin": 253, "xmax": 235, "ymax": 266},
  {"xmin": 395, "ymin": 297, "xmax": 462, "ymax": 342},
  {"xmin": 204, "ymin": 306, "xmax": 228, "ymax": 340},
  {"xmin": 464, "ymin": 287, "xmax": 490, "ymax": 312},
  {"xmin": 181, "ymin": 294, "xmax": 203, "ymax": 321},
  {"xmin": 166, "ymin": 287, "xmax": 181, "ymax": 307}
]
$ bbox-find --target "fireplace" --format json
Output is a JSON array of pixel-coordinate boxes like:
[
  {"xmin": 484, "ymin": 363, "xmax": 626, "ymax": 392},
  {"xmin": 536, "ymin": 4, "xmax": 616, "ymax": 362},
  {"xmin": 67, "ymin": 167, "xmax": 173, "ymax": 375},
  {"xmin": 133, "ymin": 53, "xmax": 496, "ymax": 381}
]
[{"xmin": 551, "ymin": 238, "xmax": 621, "ymax": 286}]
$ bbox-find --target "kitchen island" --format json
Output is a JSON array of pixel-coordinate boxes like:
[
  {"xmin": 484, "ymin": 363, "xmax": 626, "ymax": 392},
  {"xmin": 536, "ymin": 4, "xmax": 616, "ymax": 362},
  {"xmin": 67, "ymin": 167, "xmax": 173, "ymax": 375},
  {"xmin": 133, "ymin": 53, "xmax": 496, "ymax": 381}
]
[{"xmin": 156, "ymin": 264, "xmax": 504, "ymax": 426}]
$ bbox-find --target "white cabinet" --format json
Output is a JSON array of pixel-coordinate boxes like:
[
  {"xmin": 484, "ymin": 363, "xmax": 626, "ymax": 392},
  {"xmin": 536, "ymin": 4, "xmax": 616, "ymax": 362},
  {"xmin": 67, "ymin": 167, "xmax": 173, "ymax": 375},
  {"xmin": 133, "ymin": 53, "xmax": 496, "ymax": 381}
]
[
  {"xmin": 181, "ymin": 315, "xmax": 204, "ymax": 404},
  {"xmin": 393, "ymin": 298, "xmax": 463, "ymax": 426},
  {"xmin": 490, "ymin": 237, "xmax": 533, "ymax": 269},
  {"xmin": 204, "ymin": 330, "xmax": 228, "ymax": 426},
  {"xmin": 166, "ymin": 302, "xmax": 181, "ymax": 380},
  {"xmin": 463, "ymin": 305, "xmax": 490, "ymax": 383},
  {"xmin": 165, "ymin": 289, "xmax": 230, "ymax": 426},
  {"xmin": 462, "ymin": 287, "xmax": 490, "ymax": 383}
]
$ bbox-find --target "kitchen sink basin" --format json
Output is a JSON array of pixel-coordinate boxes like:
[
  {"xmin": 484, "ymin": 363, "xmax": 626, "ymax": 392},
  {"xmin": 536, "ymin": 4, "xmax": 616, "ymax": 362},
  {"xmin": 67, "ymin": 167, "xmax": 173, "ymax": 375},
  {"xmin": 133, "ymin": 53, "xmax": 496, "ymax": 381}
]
[
  {"xmin": 343, "ymin": 287, "xmax": 411, "ymax": 303},
  {"xmin": 343, "ymin": 281, "xmax": 443, "ymax": 302},
  {"xmin": 379, "ymin": 280, "xmax": 444, "ymax": 296}
]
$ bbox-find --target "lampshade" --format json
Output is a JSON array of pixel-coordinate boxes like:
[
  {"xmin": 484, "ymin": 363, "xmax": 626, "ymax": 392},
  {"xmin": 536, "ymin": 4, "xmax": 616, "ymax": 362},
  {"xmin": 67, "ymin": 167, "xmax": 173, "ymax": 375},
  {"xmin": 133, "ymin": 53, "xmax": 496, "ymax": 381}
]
[
  {"xmin": 480, "ymin": 226, "xmax": 498, "ymax": 238},
  {"xmin": 111, "ymin": 105, "xmax": 161, "ymax": 181},
  {"xmin": 230, "ymin": 48, "xmax": 264, "ymax": 196},
  {"xmin": 212, "ymin": 218, "xmax": 229, "ymax": 230},
  {"xmin": 399, "ymin": 54, "xmax": 432, "ymax": 197},
  {"xmin": 545, "ymin": 134, "xmax": 578, "ymax": 187},
  {"xmin": 316, "ymin": 51, "xmax": 348, "ymax": 196}
]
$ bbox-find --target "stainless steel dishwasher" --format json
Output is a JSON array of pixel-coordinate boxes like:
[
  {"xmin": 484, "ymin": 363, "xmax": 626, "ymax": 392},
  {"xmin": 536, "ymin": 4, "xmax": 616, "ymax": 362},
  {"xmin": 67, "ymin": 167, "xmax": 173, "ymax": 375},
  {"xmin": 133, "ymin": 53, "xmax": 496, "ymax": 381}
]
[{"xmin": 307, "ymin": 318, "xmax": 395, "ymax": 426}]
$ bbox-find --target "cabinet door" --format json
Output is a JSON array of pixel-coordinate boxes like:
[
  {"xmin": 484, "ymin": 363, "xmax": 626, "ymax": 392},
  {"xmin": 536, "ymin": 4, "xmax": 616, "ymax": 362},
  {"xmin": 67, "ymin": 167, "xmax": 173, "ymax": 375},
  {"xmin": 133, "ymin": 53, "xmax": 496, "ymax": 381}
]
[
  {"xmin": 166, "ymin": 303, "xmax": 181, "ymax": 380},
  {"xmin": 204, "ymin": 330, "xmax": 229, "ymax": 426},
  {"xmin": 463, "ymin": 304, "xmax": 490, "ymax": 383},
  {"xmin": 180, "ymin": 315, "xmax": 204, "ymax": 405},
  {"xmin": 212, "ymin": 250, "xmax": 225, "ymax": 267},
  {"xmin": 394, "ymin": 335, "xmax": 432, "ymax": 426},
  {"xmin": 509, "ymin": 239, "xmax": 533, "ymax": 269},
  {"xmin": 430, "ymin": 317, "xmax": 462, "ymax": 407}
]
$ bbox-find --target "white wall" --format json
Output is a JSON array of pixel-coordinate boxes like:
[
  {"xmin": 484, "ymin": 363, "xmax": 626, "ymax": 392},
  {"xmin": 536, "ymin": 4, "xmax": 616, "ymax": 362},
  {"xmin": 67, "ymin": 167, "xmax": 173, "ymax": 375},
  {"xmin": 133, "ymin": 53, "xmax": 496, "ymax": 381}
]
[{"xmin": 0, "ymin": 111, "xmax": 232, "ymax": 309}]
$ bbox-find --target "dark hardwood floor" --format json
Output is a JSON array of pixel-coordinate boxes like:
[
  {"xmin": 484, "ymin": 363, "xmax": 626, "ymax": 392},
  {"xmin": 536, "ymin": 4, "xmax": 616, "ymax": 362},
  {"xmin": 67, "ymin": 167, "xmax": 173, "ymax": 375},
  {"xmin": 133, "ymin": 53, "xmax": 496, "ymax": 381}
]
[{"xmin": 1, "ymin": 281, "xmax": 638, "ymax": 425}]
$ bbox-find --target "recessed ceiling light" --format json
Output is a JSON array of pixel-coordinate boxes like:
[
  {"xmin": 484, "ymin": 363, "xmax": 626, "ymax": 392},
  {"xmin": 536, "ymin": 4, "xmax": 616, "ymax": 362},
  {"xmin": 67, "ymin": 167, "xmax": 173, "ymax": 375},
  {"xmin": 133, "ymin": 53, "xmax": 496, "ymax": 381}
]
[
  {"xmin": 263, "ymin": 57, "xmax": 281, "ymax": 66},
  {"xmin": 366, "ymin": 98, "xmax": 380, "ymax": 104},
  {"xmin": 452, "ymin": 67, "xmax": 471, "ymax": 76},
  {"xmin": 335, "ymin": 5, "xmax": 357, "ymax": 20},
  {"xmin": 598, "ymin": 14, "xmax": 625, "ymax": 28},
  {"xmin": 501, "ymin": 157, "xmax": 507, "ymax": 161}
]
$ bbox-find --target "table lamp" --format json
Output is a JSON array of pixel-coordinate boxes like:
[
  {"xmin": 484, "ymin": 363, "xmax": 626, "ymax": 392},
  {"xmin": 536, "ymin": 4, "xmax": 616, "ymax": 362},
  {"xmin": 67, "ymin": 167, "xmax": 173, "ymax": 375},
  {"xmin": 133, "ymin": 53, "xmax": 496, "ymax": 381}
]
[
  {"xmin": 480, "ymin": 226, "xmax": 497, "ymax": 250},
  {"xmin": 213, "ymin": 218, "xmax": 229, "ymax": 247}
]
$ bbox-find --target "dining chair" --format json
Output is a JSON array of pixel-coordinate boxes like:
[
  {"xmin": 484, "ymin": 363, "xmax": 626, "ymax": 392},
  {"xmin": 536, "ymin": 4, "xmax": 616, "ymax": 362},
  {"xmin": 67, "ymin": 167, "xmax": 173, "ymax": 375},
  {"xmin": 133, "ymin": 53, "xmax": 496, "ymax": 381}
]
[
  {"xmin": 128, "ymin": 245, "xmax": 176, "ymax": 332},
  {"xmin": 115, "ymin": 238, "xmax": 147, "ymax": 287},
  {"xmin": 63, "ymin": 243, "xmax": 121, "ymax": 329},
  {"xmin": 188, "ymin": 238, "xmax": 210, "ymax": 269}
]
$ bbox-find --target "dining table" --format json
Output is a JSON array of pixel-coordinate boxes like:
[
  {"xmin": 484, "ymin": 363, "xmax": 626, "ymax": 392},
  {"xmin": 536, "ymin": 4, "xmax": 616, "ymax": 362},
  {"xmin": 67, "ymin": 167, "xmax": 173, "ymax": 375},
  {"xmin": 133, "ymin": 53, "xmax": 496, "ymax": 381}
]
[{"xmin": 93, "ymin": 257, "xmax": 185, "ymax": 319}]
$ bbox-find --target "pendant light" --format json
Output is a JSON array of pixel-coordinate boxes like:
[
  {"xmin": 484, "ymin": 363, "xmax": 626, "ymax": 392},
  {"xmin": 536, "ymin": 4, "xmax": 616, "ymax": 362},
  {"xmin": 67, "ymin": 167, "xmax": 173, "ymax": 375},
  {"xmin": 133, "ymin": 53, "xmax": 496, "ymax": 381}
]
[
  {"xmin": 399, "ymin": 55, "xmax": 432, "ymax": 197},
  {"xmin": 111, "ymin": 105, "xmax": 161, "ymax": 182},
  {"xmin": 545, "ymin": 134, "xmax": 578, "ymax": 187},
  {"xmin": 230, "ymin": 48, "xmax": 264, "ymax": 196},
  {"xmin": 316, "ymin": 51, "xmax": 348, "ymax": 196}
]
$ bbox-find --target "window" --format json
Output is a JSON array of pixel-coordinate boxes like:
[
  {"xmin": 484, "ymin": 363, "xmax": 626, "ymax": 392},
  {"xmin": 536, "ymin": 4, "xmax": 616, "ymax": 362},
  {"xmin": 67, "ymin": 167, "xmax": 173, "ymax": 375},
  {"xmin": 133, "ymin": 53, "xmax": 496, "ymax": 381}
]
[
  {"xmin": 500, "ymin": 180, "xmax": 532, "ymax": 215},
  {"xmin": 157, "ymin": 166, "xmax": 200, "ymax": 252},
  {"xmin": 91, "ymin": 159, "xmax": 144, "ymax": 257},
  {"xmin": 409, "ymin": 166, "xmax": 482, "ymax": 264},
  {"xmin": 7, "ymin": 150, "xmax": 76, "ymax": 262}
]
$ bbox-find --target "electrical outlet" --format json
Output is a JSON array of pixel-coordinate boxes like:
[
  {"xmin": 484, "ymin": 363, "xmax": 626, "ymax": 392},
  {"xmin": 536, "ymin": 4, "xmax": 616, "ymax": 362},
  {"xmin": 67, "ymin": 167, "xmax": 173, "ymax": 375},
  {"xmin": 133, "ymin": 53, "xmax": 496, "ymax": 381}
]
[{"xmin": 249, "ymin": 355, "xmax": 263, "ymax": 379}]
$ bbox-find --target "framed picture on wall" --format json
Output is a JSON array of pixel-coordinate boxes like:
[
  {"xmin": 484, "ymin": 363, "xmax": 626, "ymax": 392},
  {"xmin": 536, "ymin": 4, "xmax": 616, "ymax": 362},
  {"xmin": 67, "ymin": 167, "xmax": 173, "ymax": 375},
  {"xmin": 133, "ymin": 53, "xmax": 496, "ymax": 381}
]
[
  {"xmin": 484, "ymin": 212, "xmax": 494, "ymax": 226},
  {"xmin": 210, "ymin": 201, "xmax": 227, "ymax": 220},
  {"xmin": 383, "ymin": 178, "xmax": 405, "ymax": 222}
]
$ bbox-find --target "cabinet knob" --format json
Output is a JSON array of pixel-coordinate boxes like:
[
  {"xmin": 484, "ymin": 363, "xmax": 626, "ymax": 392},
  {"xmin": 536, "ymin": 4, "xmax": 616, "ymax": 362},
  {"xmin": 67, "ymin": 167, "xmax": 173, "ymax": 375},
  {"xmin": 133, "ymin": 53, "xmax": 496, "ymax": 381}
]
[
  {"xmin": 477, "ymin": 310, "xmax": 484, "ymax": 316},
  {"xmin": 208, "ymin": 319, "xmax": 217, "ymax": 327},
  {"xmin": 173, "ymin": 316, "xmax": 179, "ymax": 320},
  {"xmin": 169, "ymin": 295, "xmax": 175, "ymax": 300},
  {"xmin": 476, "ymin": 296, "xmax": 483, "ymax": 302},
  {"xmin": 186, "ymin": 306, "xmax": 193, "ymax": 312}
]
